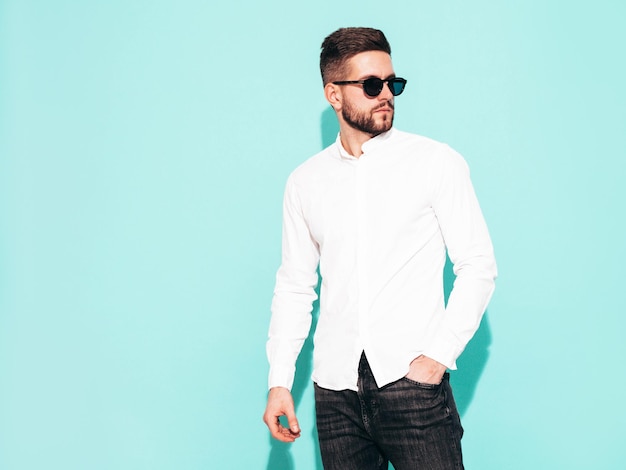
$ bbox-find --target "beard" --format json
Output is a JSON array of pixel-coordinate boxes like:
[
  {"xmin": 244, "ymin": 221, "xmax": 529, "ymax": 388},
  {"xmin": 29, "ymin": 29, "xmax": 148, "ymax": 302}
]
[{"xmin": 341, "ymin": 99, "xmax": 394, "ymax": 136}]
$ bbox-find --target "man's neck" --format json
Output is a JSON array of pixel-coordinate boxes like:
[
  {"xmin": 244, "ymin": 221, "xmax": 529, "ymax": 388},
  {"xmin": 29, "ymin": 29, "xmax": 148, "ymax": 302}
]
[{"xmin": 339, "ymin": 125, "xmax": 376, "ymax": 158}]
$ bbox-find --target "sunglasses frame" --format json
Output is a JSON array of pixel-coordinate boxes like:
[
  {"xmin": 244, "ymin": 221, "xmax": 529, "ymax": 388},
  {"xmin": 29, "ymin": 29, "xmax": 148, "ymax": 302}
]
[{"xmin": 332, "ymin": 77, "xmax": 407, "ymax": 97}]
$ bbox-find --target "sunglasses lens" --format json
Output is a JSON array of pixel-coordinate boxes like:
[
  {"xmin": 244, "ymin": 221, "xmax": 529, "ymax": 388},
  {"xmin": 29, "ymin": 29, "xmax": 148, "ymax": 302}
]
[
  {"xmin": 389, "ymin": 78, "xmax": 406, "ymax": 96},
  {"xmin": 363, "ymin": 78, "xmax": 384, "ymax": 97}
]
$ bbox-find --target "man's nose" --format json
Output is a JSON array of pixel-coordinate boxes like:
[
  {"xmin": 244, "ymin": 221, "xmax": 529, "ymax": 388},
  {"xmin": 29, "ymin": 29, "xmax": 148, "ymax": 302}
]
[{"xmin": 378, "ymin": 82, "xmax": 394, "ymax": 100}]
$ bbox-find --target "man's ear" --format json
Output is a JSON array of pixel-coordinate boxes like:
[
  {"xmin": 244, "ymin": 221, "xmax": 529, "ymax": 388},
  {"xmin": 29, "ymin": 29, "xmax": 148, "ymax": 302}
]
[{"xmin": 324, "ymin": 83, "xmax": 342, "ymax": 111}]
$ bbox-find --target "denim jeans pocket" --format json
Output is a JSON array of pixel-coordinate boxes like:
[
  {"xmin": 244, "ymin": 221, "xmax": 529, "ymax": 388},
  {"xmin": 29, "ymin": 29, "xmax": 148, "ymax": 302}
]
[{"xmin": 400, "ymin": 376, "xmax": 443, "ymax": 389}]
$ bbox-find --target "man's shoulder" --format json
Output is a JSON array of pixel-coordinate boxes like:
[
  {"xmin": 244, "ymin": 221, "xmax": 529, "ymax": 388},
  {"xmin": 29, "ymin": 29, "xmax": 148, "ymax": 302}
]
[
  {"xmin": 288, "ymin": 144, "xmax": 338, "ymax": 183},
  {"xmin": 390, "ymin": 128, "xmax": 454, "ymax": 154}
]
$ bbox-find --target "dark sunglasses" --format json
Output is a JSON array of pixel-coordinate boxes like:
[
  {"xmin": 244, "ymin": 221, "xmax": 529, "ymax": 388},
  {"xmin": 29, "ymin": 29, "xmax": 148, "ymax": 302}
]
[{"xmin": 332, "ymin": 77, "xmax": 407, "ymax": 97}]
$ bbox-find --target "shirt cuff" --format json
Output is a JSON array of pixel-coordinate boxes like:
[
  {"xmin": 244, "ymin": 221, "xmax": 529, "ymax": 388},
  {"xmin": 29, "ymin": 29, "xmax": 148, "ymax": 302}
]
[
  {"xmin": 268, "ymin": 363, "xmax": 296, "ymax": 391},
  {"xmin": 423, "ymin": 340, "xmax": 461, "ymax": 371}
]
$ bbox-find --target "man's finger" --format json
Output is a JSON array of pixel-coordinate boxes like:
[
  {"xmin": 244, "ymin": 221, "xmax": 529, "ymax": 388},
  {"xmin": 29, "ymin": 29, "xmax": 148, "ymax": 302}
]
[{"xmin": 285, "ymin": 411, "xmax": 300, "ymax": 435}]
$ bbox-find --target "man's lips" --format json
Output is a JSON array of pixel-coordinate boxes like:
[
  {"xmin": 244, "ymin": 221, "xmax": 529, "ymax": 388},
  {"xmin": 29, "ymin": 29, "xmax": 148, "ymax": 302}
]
[{"xmin": 374, "ymin": 103, "xmax": 394, "ymax": 113}]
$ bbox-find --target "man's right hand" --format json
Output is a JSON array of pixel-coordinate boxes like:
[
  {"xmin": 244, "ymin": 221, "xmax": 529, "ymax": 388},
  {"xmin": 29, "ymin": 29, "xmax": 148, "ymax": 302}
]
[{"xmin": 263, "ymin": 387, "xmax": 301, "ymax": 442}]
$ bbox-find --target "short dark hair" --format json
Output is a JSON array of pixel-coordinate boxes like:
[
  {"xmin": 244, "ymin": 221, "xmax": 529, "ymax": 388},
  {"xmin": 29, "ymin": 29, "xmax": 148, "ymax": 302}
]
[{"xmin": 320, "ymin": 27, "xmax": 392, "ymax": 85}]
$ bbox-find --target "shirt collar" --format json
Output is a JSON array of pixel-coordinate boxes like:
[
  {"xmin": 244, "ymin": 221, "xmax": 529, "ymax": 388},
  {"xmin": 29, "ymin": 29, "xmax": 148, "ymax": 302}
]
[{"xmin": 335, "ymin": 128, "xmax": 395, "ymax": 160}]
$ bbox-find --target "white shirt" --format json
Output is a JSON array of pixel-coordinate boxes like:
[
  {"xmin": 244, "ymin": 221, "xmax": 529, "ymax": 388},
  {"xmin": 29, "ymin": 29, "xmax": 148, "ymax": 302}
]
[{"xmin": 267, "ymin": 128, "xmax": 497, "ymax": 391}]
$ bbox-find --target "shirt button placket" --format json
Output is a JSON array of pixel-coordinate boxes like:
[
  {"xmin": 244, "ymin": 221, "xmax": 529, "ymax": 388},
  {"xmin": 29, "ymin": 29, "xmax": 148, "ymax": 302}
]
[{"xmin": 355, "ymin": 155, "xmax": 370, "ymax": 355}]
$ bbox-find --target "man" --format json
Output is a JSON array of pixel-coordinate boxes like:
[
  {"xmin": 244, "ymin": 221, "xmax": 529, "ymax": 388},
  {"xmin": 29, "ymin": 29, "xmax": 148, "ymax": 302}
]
[{"xmin": 263, "ymin": 27, "xmax": 496, "ymax": 470}]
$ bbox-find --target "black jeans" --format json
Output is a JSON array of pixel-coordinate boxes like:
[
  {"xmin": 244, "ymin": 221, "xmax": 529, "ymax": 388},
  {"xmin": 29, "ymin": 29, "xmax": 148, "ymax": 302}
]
[{"xmin": 314, "ymin": 353, "xmax": 464, "ymax": 470}]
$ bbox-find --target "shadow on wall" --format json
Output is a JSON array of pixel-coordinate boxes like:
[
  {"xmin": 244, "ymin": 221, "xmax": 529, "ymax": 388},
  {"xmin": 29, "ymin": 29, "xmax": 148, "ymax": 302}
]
[
  {"xmin": 452, "ymin": 313, "xmax": 491, "ymax": 416},
  {"xmin": 321, "ymin": 106, "xmax": 339, "ymax": 148},
  {"xmin": 443, "ymin": 256, "xmax": 492, "ymax": 416}
]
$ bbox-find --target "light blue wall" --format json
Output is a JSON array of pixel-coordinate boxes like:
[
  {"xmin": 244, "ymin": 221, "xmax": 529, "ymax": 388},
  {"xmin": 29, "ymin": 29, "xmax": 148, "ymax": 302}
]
[{"xmin": 1, "ymin": 1, "xmax": 625, "ymax": 469}]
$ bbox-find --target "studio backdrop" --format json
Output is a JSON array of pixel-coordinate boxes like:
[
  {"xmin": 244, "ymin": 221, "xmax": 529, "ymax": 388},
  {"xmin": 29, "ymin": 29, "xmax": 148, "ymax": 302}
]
[{"xmin": 1, "ymin": 1, "xmax": 625, "ymax": 469}]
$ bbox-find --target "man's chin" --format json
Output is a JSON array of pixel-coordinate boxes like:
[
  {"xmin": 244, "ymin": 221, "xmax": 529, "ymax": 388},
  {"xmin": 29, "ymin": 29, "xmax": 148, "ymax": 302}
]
[
  {"xmin": 369, "ymin": 125, "xmax": 392, "ymax": 138},
  {"xmin": 375, "ymin": 112, "xmax": 393, "ymax": 127},
  {"xmin": 374, "ymin": 119, "xmax": 393, "ymax": 134}
]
